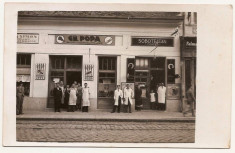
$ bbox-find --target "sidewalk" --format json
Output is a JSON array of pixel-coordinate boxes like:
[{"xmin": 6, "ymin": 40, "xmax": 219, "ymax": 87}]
[{"xmin": 16, "ymin": 109, "xmax": 195, "ymax": 122}]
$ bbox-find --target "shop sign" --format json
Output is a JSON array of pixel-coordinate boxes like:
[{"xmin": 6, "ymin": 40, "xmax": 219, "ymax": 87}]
[
  {"xmin": 55, "ymin": 34, "xmax": 115, "ymax": 46},
  {"xmin": 167, "ymin": 84, "xmax": 181, "ymax": 100},
  {"xmin": 35, "ymin": 63, "xmax": 46, "ymax": 80},
  {"xmin": 131, "ymin": 37, "xmax": 174, "ymax": 47},
  {"xmin": 17, "ymin": 33, "xmax": 39, "ymax": 44},
  {"xmin": 16, "ymin": 75, "xmax": 30, "ymax": 82},
  {"xmin": 84, "ymin": 64, "xmax": 94, "ymax": 81},
  {"xmin": 184, "ymin": 37, "xmax": 197, "ymax": 48}
]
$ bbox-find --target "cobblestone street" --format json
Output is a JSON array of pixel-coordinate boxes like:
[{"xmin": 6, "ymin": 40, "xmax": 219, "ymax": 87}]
[{"xmin": 17, "ymin": 120, "xmax": 195, "ymax": 143}]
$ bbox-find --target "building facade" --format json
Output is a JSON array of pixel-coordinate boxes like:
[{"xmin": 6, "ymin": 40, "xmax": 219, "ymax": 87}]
[{"xmin": 17, "ymin": 11, "xmax": 195, "ymax": 112}]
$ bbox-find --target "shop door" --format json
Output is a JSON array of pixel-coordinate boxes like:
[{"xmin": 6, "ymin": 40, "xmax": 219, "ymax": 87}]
[
  {"xmin": 48, "ymin": 56, "xmax": 82, "ymax": 108},
  {"xmin": 135, "ymin": 57, "xmax": 166, "ymax": 110},
  {"xmin": 97, "ymin": 57, "xmax": 117, "ymax": 109}
]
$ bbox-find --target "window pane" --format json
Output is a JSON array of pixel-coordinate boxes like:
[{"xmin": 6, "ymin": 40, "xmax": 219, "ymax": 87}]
[{"xmin": 67, "ymin": 57, "xmax": 81, "ymax": 69}]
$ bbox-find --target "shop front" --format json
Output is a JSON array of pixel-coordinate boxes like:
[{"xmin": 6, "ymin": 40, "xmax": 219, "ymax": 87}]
[{"xmin": 17, "ymin": 11, "xmax": 184, "ymax": 112}]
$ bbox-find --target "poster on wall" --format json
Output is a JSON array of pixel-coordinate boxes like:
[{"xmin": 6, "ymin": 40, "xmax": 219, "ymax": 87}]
[
  {"xmin": 35, "ymin": 63, "xmax": 46, "ymax": 80},
  {"xmin": 126, "ymin": 58, "xmax": 135, "ymax": 82},
  {"xmin": 84, "ymin": 64, "xmax": 94, "ymax": 81},
  {"xmin": 167, "ymin": 83, "xmax": 181, "ymax": 100},
  {"xmin": 121, "ymin": 82, "xmax": 135, "ymax": 98},
  {"xmin": 17, "ymin": 33, "xmax": 39, "ymax": 44}
]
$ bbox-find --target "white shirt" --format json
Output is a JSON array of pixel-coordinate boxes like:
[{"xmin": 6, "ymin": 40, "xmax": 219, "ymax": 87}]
[{"xmin": 150, "ymin": 93, "xmax": 156, "ymax": 102}]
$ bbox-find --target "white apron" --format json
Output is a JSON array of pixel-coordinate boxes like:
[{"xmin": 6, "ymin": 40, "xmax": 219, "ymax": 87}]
[
  {"xmin": 114, "ymin": 89, "xmax": 123, "ymax": 105},
  {"xmin": 123, "ymin": 88, "xmax": 134, "ymax": 105},
  {"xmin": 82, "ymin": 87, "xmax": 90, "ymax": 106},
  {"xmin": 157, "ymin": 86, "xmax": 166, "ymax": 103},
  {"xmin": 69, "ymin": 88, "xmax": 77, "ymax": 105}
]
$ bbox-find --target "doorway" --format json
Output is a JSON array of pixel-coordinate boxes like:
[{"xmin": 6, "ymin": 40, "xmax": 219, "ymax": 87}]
[
  {"xmin": 48, "ymin": 56, "xmax": 82, "ymax": 108},
  {"xmin": 66, "ymin": 71, "xmax": 81, "ymax": 87}
]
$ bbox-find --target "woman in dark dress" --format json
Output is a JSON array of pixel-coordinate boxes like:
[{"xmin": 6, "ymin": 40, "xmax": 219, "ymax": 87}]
[
  {"xmin": 135, "ymin": 85, "xmax": 143, "ymax": 111},
  {"xmin": 64, "ymin": 85, "xmax": 70, "ymax": 110}
]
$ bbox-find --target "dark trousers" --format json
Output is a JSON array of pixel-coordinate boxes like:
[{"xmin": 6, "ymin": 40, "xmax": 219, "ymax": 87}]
[
  {"xmin": 16, "ymin": 95, "xmax": 24, "ymax": 115},
  {"xmin": 82, "ymin": 106, "xmax": 88, "ymax": 112},
  {"xmin": 150, "ymin": 102, "xmax": 155, "ymax": 110},
  {"xmin": 67, "ymin": 105, "xmax": 75, "ymax": 112},
  {"xmin": 54, "ymin": 100, "xmax": 61, "ymax": 112},
  {"xmin": 112, "ymin": 97, "xmax": 121, "ymax": 113},
  {"xmin": 76, "ymin": 95, "xmax": 82, "ymax": 110},
  {"xmin": 158, "ymin": 103, "xmax": 165, "ymax": 110},
  {"xmin": 125, "ymin": 99, "xmax": 132, "ymax": 113}
]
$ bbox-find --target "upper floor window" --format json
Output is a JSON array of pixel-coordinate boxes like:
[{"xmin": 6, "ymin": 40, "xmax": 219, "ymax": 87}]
[{"xmin": 17, "ymin": 54, "xmax": 31, "ymax": 67}]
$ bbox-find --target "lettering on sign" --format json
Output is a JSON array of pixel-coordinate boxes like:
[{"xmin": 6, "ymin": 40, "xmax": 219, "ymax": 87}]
[
  {"xmin": 184, "ymin": 37, "xmax": 197, "ymax": 48},
  {"xmin": 131, "ymin": 37, "xmax": 174, "ymax": 47},
  {"xmin": 17, "ymin": 33, "xmax": 39, "ymax": 44},
  {"xmin": 55, "ymin": 34, "xmax": 115, "ymax": 46}
]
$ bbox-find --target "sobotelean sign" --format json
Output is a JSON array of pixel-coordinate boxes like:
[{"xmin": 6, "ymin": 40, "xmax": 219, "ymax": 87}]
[{"xmin": 131, "ymin": 37, "xmax": 174, "ymax": 47}]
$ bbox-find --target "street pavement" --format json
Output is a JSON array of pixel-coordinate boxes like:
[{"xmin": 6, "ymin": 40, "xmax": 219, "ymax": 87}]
[{"xmin": 17, "ymin": 120, "xmax": 195, "ymax": 143}]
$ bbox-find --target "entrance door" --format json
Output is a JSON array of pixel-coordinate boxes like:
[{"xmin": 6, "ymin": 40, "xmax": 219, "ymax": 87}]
[
  {"xmin": 97, "ymin": 57, "xmax": 117, "ymax": 109},
  {"xmin": 48, "ymin": 56, "xmax": 82, "ymax": 108},
  {"xmin": 135, "ymin": 57, "xmax": 166, "ymax": 110}
]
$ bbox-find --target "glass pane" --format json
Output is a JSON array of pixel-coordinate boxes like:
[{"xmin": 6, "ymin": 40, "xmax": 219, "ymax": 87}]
[
  {"xmin": 144, "ymin": 58, "xmax": 148, "ymax": 68},
  {"xmin": 67, "ymin": 56, "xmax": 81, "ymax": 69},
  {"xmin": 107, "ymin": 73, "xmax": 115, "ymax": 77},
  {"xmin": 99, "ymin": 73, "xmax": 106, "ymax": 77},
  {"xmin": 136, "ymin": 59, "xmax": 140, "ymax": 69},
  {"xmin": 52, "ymin": 57, "xmax": 64, "ymax": 69},
  {"xmin": 103, "ymin": 59, "xmax": 108, "ymax": 70},
  {"xmin": 98, "ymin": 83, "xmax": 115, "ymax": 97}
]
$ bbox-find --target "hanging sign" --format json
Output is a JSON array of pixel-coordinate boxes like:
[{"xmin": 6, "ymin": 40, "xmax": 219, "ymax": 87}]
[
  {"xmin": 17, "ymin": 33, "xmax": 39, "ymax": 44},
  {"xmin": 167, "ymin": 84, "xmax": 181, "ymax": 100},
  {"xmin": 35, "ymin": 63, "xmax": 46, "ymax": 80},
  {"xmin": 84, "ymin": 64, "xmax": 94, "ymax": 81},
  {"xmin": 131, "ymin": 37, "xmax": 174, "ymax": 47},
  {"xmin": 55, "ymin": 34, "xmax": 115, "ymax": 46}
]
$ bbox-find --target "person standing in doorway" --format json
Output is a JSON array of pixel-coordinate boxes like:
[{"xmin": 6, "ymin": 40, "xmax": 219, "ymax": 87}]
[
  {"xmin": 149, "ymin": 90, "xmax": 156, "ymax": 110},
  {"xmin": 135, "ymin": 85, "xmax": 143, "ymax": 111},
  {"xmin": 157, "ymin": 83, "xmax": 166, "ymax": 111},
  {"xmin": 183, "ymin": 85, "xmax": 196, "ymax": 117},
  {"xmin": 68, "ymin": 84, "xmax": 77, "ymax": 112},
  {"xmin": 82, "ymin": 83, "xmax": 90, "ymax": 112},
  {"xmin": 123, "ymin": 84, "xmax": 134, "ymax": 113},
  {"xmin": 53, "ymin": 83, "xmax": 62, "ymax": 112},
  {"xmin": 111, "ymin": 85, "xmax": 123, "ymax": 113},
  {"xmin": 76, "ymin": 83, "xmax": 83, "ymax": 111},
  {"xmin": 16, "ymin": 82, "xmax": 24, "ymax": 115}
]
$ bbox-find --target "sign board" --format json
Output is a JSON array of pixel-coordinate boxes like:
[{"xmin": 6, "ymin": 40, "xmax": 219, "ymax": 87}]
[
  {"xmin": 17, "ymin": 33, "xmax": 39, "ymax": 44},
  {"xmin": 35, "ymin": 63, "xmax": 46, "ymax": 80},
  {"xmin": 167, "ymin": 84, "xmax": 181, "ymax": 100},
  {"xmin": 84, "ymin": 64, "xmax": 94, "ymax": 81},
  {"xmin": 184, "ymin": 37, "xmax": 197, "ymax": 48},
  {"xmin": 55, "ymin": 34, "xmax": 115, "ymax": 46},
  {"xmin": 131, "ymin": 37, "xmax": 174, "ymax": 47},
  {"xmin": 126, "ymin": 58, "xmax": 135, "ymax": 82}
]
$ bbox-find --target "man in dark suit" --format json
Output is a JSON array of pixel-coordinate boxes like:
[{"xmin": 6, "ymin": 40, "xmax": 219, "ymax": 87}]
[{"xmin": 53, "ymin": 83, "xmax": 62, "ymax": 112}]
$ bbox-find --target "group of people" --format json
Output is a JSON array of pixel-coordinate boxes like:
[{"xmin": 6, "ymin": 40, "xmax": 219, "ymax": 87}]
[
  {"xmin": 110, "ymin": 83, "xmax": 167, "ymax": 113},
  {"xmin": 53, "ymin": 81, "xmax": 91, "ymax": 113},
  {"xmin": 111, "ymin": 84, "xmax": 134, "ymax": 113}
]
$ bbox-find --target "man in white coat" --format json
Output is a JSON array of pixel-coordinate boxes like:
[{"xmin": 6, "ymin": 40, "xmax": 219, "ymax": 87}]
[
  {"xmin": 111, "ymin": 85, "xmax": 123, "ymax": 113},
  {"xmin": 123, "ymin": 84, "xmax": 134, "ymax": 113},
  {"xmin": 157, "ymin": 83, "xmax": 166, "ymax": 111}
]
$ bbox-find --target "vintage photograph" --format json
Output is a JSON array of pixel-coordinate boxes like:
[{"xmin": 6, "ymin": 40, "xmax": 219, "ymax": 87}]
[{"xmin": 15, "ymin": 11, "xmax": 197, "ymax": 143}]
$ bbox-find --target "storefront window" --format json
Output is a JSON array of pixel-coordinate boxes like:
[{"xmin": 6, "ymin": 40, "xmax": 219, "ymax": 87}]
[
  {"xmin": 98, "ymin": 57, "xmax": 116, "ymax": 98},
  {"xmin": 52, "ymin": 57, "xmax": 64, "ymax": 69},
  {"xmin": 16, "ymin": 53, "xmax": 31, "ymax": 96},
  {"xmin": 17, "ymin": 54, "xmax": 31, "ymax": 67}
]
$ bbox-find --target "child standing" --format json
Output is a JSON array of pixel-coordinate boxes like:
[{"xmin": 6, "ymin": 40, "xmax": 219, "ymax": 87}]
[{"xmin": 149, "ymin": 90, "xmax": 156, "ymax": 110}]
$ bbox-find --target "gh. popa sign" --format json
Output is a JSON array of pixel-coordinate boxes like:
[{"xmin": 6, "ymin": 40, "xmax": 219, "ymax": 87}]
[{"xmin": 55, "ymin": 34, "xmax": 115, "ymax": 46}]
